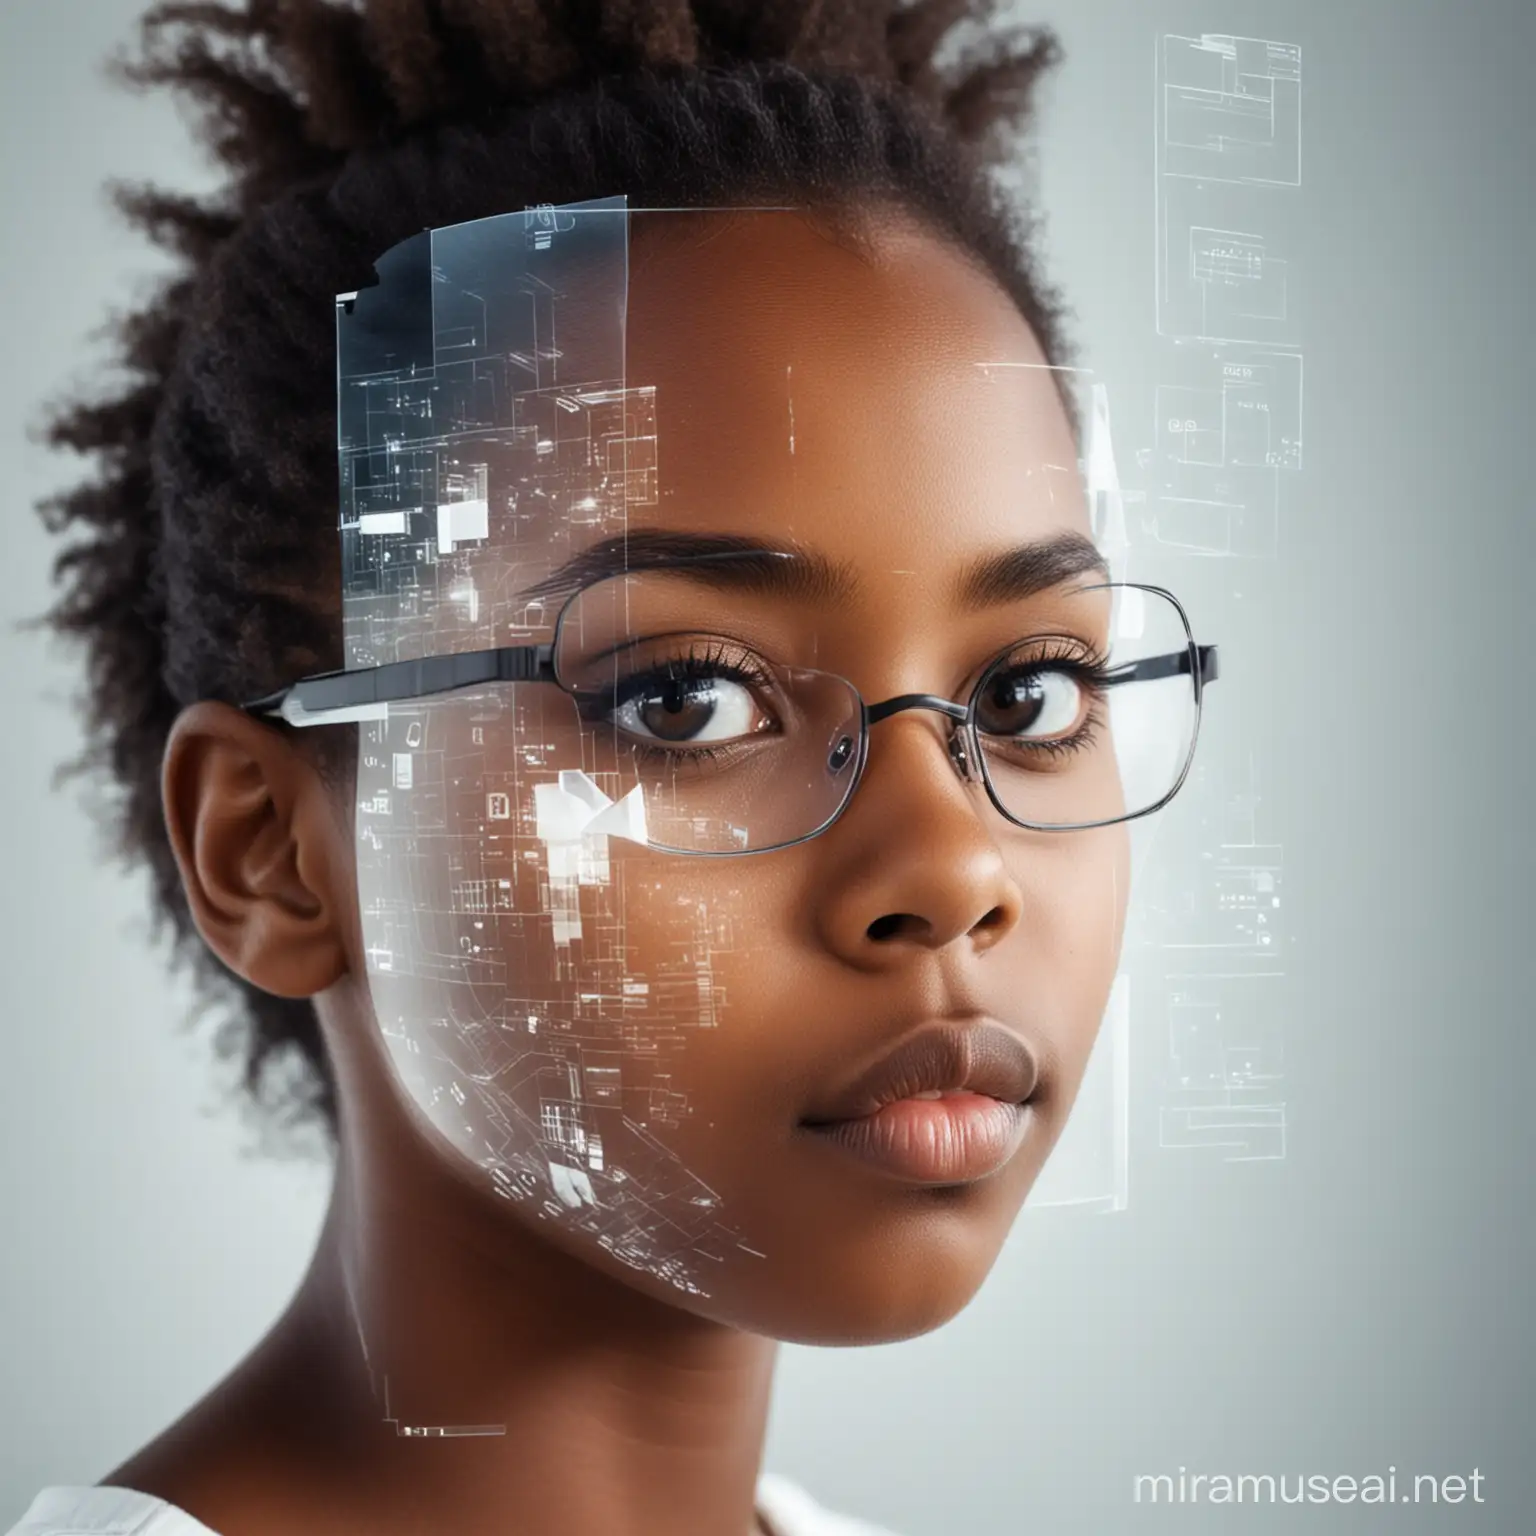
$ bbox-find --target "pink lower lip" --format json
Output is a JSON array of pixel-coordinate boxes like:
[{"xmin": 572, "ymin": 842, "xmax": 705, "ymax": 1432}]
[{"xmin": 804, "ymin": 1092, "xmax": 1032, "ymax": 1185}]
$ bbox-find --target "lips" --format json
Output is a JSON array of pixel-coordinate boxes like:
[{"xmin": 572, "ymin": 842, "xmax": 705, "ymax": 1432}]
[{"xmin": 801, "ymin": 1018, "xmax": 1040, "ymax": 1126}]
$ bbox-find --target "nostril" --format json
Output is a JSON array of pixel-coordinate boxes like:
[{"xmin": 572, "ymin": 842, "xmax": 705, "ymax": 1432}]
[
  {"xmin": 866, "ymin": 912, "xmax": 929, "ymax": 942},
  {"xmin": 972, "ymin": 905, "xmax": 1008, "ymax": 933}
]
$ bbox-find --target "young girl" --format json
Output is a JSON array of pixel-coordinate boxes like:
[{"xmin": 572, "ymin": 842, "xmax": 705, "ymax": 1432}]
[{"xmin": 14, "ymin": 3, "xmax": 1216, "ymax": 1533}]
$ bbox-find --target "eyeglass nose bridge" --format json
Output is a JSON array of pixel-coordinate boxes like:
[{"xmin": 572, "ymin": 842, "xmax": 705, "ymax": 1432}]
[{"xmin": 862, "ymin": 693, "xmax": 976, "ymax": 782}]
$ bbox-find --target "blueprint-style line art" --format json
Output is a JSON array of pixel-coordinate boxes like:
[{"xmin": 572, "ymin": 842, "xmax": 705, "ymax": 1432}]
[
  {"xmin": 1080, "ymin": 32, "xmax": 1304, "ymax": 1179},
  {"xmin": 1146, "ymin": 341, "xmax": 1302, "ymax": 559},
  {"xmin": 1156, "ymin": 33, "xmax": 1302, "ymax": 345},
  {"xmin": 1161, "ymin": 34, "xmax": 1301, "ymax": 185},
  {"xmin": 1157, "ymin": 973, "xmax": 1287, "ymax": 1163},
  {"xmin": 1139, "ymin": 749, "xmax": 1288, "ymax": 1165},
  {"xmin": 1152, "ymin": 33, "xmax": 1303, "ymax": 557}
]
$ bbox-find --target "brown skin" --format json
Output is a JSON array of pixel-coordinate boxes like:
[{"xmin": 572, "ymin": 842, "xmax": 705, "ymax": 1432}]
[{"xmin": 119, "ymin": 210, "xmax": 1129, "ymax": 1536}]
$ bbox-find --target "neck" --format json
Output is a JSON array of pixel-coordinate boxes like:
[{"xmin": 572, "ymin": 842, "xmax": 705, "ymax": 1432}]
[{"xmin": 118, "ymin": 1086, "xmax": 779, "ymax": 1536}]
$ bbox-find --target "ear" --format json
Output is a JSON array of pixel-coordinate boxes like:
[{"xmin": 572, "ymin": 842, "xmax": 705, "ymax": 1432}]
[{"xmin": 162, "ymin": 702, "xmax": 353, "ymax": 999}]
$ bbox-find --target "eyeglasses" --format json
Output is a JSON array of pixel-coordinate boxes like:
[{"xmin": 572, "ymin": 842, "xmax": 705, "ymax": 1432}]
[{"xmin": 243, "ymin": 565, "xmax": 1219, "ymax": 855}]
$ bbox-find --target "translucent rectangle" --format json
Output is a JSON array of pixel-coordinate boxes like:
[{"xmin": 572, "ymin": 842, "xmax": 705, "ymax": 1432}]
[
  {"xmin": 359, "ymin": 511, "xmax": 408, "ymax": 535},
  {"xmin": 436, "ymin": 498, "xmax": 490, "ymax": 554}
]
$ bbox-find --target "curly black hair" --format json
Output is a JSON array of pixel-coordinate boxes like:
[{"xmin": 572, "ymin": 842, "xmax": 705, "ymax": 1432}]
[{"xmin": 39, "ymin": 0, "xmax": 1069, "ymax": 1140}]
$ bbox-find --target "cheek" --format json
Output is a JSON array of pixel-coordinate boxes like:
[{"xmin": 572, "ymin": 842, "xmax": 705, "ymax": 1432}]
[
  {"xmin": 352, "ymin": 694, "xmax": 787, "ymax": 1299},
  {"xmin": 1012, "ymin": 822, "xmax": 1131, "ymax": 1090}
]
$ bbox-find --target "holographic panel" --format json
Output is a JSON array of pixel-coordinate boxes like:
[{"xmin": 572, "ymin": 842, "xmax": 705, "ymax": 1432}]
[
  {"xmin": 336, "ymin": 199, "xmax": 755, "ymax": 1303},
  {"xmin": 337, "ymin": 195, "xmax": 638, "ymax": 673}
]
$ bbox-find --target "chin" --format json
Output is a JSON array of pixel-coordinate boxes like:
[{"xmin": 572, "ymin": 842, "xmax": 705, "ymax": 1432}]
[{"xmin": 664, "ymin": 1185, "xmax": 1020, "ymax": 1346}]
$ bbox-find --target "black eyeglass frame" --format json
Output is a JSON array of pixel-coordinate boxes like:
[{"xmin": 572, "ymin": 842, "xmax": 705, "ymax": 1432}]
[{"xmin": 242, "ymin": 571, "xmax": 1219, "ymax": 846}]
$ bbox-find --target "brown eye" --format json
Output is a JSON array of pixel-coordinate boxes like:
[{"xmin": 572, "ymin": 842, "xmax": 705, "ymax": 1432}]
[
  {"xmin": 976, "ymin": 668, "xmax": 1086, "ymax": 740},
  {"xmin": 616, "ymin": 675, "xmax": 765, "ymax": 744}
]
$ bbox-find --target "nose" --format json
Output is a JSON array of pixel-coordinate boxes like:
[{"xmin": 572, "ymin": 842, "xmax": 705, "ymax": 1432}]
[{"xmin": 809, "ymin": 710, "xmax": 1025, "ymax": 971}]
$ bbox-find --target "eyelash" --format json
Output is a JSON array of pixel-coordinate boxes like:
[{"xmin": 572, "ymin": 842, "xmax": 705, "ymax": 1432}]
[{"xmin": 613, "ymin": 639, "xmax": 776, "ymax": 702}]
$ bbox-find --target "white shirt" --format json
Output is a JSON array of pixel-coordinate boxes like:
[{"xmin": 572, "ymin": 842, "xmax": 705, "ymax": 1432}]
[{"xmin": 7, "ymin": 1475, "xmax": 901, "ymax": 1536}]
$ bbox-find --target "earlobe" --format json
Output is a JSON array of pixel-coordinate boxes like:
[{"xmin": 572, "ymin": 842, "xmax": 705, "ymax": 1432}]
[{"xmin": 162, "ymin": 702, "xmax": 352, "ymax": 999}]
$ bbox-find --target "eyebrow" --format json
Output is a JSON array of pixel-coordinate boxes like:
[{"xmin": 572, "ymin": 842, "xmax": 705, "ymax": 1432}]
[
  {"xmin": 518, "ymin": 529, "xmax": 851, "ymax": 604},
  {"xmin": 518, "ymin": 526, "xmax": 1108, "ymax": 608},
  {"xmin": 953, "ymin": 530, "xmax": 1109, "ymax": 606}
]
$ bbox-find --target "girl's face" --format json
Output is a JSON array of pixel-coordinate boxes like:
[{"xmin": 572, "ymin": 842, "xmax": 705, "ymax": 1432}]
[{"xmin": 350, "ymin": 210, "xmax": 1130, "ymax": 1344}]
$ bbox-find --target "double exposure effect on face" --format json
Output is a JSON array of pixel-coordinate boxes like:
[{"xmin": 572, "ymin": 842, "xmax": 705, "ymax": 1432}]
[{"xmin": 344, "ymin": 207, "xmax": 1132, "ymax": 1344}]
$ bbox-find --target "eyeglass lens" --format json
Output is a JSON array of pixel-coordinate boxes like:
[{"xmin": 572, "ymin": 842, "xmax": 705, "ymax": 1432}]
[{"xmin": 478, "ymin": 571, "xmax": 1200, "ymax": 854}]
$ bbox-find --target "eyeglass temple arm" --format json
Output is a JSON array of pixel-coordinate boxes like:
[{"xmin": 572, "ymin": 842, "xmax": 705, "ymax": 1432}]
[
  {"xmin": 1105, "ymin": 644, "xmax": 1219, "ymax": 690},
  {"xmin": 242, "ymin": 645, "xmax": 556, "ymax": 726}
]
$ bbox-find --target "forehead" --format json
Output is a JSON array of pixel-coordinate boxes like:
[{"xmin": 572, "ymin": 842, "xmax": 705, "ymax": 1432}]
[
  {"xmin": 344, "ymin": 206, "xmax": 1094, "ymax": 665},
  {"xmin": 618, "ymin": 209, "xmax": 1083, "ymax": 587}
]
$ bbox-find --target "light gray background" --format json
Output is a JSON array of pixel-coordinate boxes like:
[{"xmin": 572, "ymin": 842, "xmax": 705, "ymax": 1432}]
[{"xmin": 3, "ymin": 2, "xmax": 1532, "ymax": 1532}]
